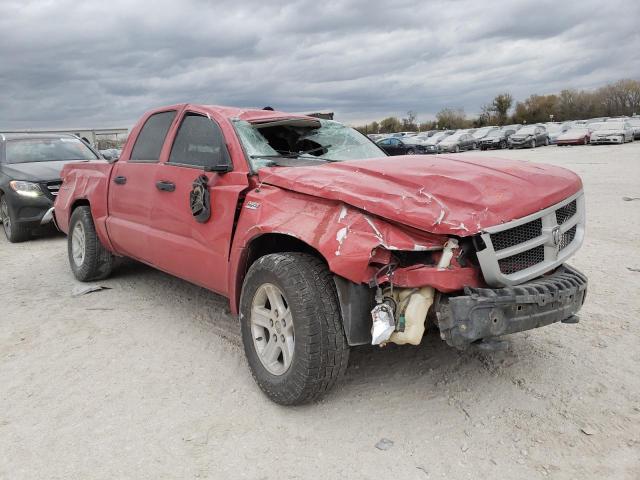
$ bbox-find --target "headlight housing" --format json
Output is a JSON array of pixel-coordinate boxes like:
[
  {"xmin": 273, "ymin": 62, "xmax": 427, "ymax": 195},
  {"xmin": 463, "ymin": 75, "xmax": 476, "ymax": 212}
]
[{"xmin": 9, "ymin": 180, "xmax": 43, "ymax": 198}]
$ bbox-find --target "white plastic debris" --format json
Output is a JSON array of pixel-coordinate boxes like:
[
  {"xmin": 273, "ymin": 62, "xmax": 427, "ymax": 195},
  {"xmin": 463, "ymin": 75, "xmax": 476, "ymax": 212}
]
[
  {"xmin": 371, "ymin": 303, "xmax": 395, "ymax": 345},
  {"xmin": 437, "ymin": 238, "xmax": 459, "ymax": 270},
  {"xmin": 72, "ymin": 285, "xmax": 111, "ymax": 297}
]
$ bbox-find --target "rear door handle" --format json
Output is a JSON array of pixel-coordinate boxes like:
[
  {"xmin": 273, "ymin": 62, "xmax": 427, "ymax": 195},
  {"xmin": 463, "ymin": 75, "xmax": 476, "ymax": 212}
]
[
  {"xmin": 113, "ymin": 176, "xmax": 127, "ymax": 185},
  {"xmin": 156, "ymin": 180, "xmax": 175, "ymax": 192}
]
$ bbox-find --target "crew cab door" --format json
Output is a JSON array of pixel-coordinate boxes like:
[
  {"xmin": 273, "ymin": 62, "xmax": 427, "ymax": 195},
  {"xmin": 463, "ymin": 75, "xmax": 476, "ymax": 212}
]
[
  {"xmin": 146, "ymin": 109, "xmax": 249, "ymax": 295},
  {"xmin": 106, "ymin": 109, "xmax": 178, "ymax": 262}
]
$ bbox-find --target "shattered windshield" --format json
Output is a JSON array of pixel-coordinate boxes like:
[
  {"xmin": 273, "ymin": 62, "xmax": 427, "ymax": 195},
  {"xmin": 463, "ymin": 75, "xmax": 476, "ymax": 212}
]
[{"xmin": 234, "ymin": 119, "xmax": 386, "ymax": 171}]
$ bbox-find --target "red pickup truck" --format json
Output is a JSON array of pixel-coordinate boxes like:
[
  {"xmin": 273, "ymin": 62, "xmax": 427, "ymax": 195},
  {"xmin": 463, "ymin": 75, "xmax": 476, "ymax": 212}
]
[{"xmin": 55, "ymin": 104, "xmax": 587, "ymax": 405}]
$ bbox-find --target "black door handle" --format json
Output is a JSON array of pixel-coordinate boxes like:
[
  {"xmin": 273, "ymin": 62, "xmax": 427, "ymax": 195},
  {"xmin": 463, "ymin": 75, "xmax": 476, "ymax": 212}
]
[
  {"xmin": 156, "ymin": 180, "xmax": 176, "ymax": 192},
  {"xmin": 113, "ymin": 176, "xmax": 127, "ymax": 185}
]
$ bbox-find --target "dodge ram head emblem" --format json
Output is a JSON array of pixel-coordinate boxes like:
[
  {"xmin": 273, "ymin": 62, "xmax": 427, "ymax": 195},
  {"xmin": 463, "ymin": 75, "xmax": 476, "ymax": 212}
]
[{"xmin": 551, "ymin": 226, "xmax": 562, "ymax": 247}]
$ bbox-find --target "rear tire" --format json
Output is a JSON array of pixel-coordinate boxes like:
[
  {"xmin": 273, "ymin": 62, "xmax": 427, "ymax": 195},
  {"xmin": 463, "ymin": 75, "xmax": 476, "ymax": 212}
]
[
  {"xmin": 0, "ymin": 195, "xmax": 30, "ymax": 243},
  {"xmin": 68, "ymin": 206, "xmax": 114, "ymax": 281},
  {"xmin": 240, "ymin": 253, "xmax": 350, "ymax": 405}
]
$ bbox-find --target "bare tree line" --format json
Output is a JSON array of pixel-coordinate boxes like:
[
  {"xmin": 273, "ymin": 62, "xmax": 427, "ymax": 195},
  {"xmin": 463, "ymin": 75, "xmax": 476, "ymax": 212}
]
[{"xmin": 355, "ymin": 78, "xmax": 640, "ymax": 133}]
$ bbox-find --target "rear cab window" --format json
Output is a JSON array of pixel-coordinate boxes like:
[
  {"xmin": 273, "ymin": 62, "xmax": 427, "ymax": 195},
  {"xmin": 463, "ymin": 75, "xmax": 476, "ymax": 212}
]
[{"xmin": 130, "ymin": 111, "xmax": 177, "ymax": 162}]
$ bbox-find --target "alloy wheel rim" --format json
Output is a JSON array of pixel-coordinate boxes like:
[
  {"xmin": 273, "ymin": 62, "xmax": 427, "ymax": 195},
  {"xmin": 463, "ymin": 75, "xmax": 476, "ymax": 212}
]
[
  {"xmin": 250, "ymin": 283, "xmax": 295, "ymax": 376},
  {"xmin": 71, "ymin": 222, "xmax": 86, "ymax": 267},
  {"xmin": 0, "ymin": 199, "xmax": 10, "ymax": 238}
]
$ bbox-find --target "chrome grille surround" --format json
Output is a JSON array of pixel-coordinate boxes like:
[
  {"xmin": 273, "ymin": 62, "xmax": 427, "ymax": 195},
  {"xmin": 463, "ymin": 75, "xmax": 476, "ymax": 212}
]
[{"xmin": 476, "ymin": 190, "xmax": 585, "ymax": 287}]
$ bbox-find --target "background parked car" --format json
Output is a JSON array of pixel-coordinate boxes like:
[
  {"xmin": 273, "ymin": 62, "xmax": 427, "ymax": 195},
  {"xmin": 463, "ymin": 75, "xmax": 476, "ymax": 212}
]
[
  {"xmin": 437, "ymin": 132, "xmax": 477, "ymax": 153},
  {"xmin": 556, "ymin": 127, "xmax": 592, "ymax": 146},
  {"xmin": 423, "ymin": 131, "xmax": 452, "ymax": 153},
  {"xmin": 589, "ymin": 121, "xmax": 634, "ymax": 144},
  {"xmin": 613, "ymin": 117, "xmax": 640, "ymax": 139},
  {"xmin": 376, "ymin": 136, "xmax": 427, "ymax": 155},
  {"xmin": 99, "ymin": 148, "xmax": 121, "ymax": 161},
  {"xmin": 545, "ymin": 123, "xmax": 570, "ymax": 144},
  {"xmin": 508, "ymin": 125, "xmax": 549, "ymax": 148},
  {"xmin": 0, "ymin": 133, "xmax": 100, "ymax": 242},
  {"xmin": 479, "ymin": 127, "xmax": 517, "ymax": 150},
  {"xmin": 471, "ymin": 126, "xmax": 499, "ymax": 141}
]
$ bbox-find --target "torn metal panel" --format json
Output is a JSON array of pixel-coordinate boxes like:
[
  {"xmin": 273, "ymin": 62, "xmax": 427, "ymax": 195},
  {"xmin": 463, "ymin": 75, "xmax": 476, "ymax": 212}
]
[
  {"xmin": 230, "ymin": 185, "xmax": 447, "ymax": 287},
  {"xmin": 257, "ymin": 155, "xmax": 582, "ymax": 236}
]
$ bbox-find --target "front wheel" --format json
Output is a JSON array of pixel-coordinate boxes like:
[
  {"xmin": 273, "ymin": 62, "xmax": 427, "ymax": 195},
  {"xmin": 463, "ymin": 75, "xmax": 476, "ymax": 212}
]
[
  {"xmin": 240, "ymin": 253, "xmax": 349, "ymax": 405},
  {"xmin": 406, "ymin": 149, "xmax": 416, "ymax": 155},
  {"xmin": 530, "ymin": 139, "xmax": 536, "ymax": 148},
  {"xmin": 68, "ymin": 206, "xmax": 114, "ymax": 281}
]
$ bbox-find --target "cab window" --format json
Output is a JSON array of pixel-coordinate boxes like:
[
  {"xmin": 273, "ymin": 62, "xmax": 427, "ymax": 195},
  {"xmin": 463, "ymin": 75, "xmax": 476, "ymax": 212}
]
[
  {"xmin": 130, "ymin": 111, "xmax": 176, "ymax": 162},
  {"xmin": 168, "ymin": 113, "xmax": 228, "ymax": 168}
]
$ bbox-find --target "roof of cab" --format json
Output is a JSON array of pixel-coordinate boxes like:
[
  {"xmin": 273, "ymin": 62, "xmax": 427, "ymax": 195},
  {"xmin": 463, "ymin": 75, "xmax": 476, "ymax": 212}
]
[{"xmin": 152, "ymin": 104, "xmax": 316, "ymax": 124}]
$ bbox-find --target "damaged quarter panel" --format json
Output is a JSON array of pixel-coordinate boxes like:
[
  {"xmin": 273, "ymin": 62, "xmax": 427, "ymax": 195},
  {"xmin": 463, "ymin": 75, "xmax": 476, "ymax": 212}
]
[{"xmin": 55, "ymin": 161, "xmax": 115, "ymax": 249}]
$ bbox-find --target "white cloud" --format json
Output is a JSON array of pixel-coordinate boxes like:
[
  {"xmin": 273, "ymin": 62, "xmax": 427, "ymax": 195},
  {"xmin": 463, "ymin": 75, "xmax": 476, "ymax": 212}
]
[{"xmin": 0, "ymin": 0, "xmax": 638, "ymax": 128}]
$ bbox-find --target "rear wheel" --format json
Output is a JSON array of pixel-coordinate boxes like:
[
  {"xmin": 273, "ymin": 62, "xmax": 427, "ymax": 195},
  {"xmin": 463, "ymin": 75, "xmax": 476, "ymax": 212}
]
[
  {"xmin": 0, "ymin": 195, "xmax": 30, "ymax": 243},
  {"xmin": 240, "ymin": 253, "xmax": 349, "ymax": 405},
  {"xmin": 68, "ymin": 206, "xmax": 114, "ymax": 281}
]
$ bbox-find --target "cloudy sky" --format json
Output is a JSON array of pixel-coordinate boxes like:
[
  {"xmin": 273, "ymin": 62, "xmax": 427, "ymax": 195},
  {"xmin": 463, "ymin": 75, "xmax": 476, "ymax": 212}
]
[{"xmin": 1, "ymin": 0, "xmax": 639, "ymax": 129}]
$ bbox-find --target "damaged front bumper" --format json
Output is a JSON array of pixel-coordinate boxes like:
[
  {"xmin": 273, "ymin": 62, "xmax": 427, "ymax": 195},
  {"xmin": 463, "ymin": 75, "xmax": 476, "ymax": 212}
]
[{"xmin": 436, "ymin": 265, "xmax": 587, "ymax": 349}]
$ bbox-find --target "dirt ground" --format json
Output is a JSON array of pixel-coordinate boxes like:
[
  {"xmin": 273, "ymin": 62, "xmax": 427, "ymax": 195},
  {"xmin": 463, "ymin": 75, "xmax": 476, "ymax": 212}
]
[{"xmin": 1, "ymin": 143, "xmax": 639, "ymax": 480}]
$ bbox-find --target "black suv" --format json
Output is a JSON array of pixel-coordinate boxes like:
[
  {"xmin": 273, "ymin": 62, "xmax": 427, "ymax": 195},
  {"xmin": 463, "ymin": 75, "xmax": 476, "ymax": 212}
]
[{"xmin": 0, "ymin": 133, "xmax": 100, "ymax": 242}]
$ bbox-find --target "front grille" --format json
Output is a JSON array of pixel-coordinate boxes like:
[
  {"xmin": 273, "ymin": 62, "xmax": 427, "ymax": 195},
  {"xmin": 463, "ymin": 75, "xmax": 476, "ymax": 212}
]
[
  {"xmin": 556, "ymin": 200, "xmax": 576, "ymax": 224},
  {"xmin": 476, "ymin": 191, "xmax": 585, "ymax": 286},
  {"xmin": 490, "ymin": 218, "xmax": 542, "ymax": 251},
  {"xmin": 559, "ymin": 225, "xmax": 576, "ymax": 250},
  {"xmin": 498, "ymin": 245, "xmax": 545, "ymax": 275}
]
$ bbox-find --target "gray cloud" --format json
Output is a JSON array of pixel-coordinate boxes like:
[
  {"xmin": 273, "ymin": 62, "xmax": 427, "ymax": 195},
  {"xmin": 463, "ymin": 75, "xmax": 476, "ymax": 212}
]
[{"xmin": 1, "ymin": 0, "xmax": 639, "ymax": 129}]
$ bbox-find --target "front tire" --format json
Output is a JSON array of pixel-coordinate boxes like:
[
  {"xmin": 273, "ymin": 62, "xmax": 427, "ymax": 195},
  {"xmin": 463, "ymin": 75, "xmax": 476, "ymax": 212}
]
[
  {"xmin": 68, "ymin": 206, "xmax": 114, "ymax": 281},
  {"xmin": 0, "ymin": 195, "xmax": 30, "ymax": 243},
  {"xmin": 530, "ymin": 139, "xmax": 536, "ymax": 148},
  {"xmin": 406, "ymin": 149, "xmax": 416, "ymax": 155},
  {"xmin": 240, "ymin": 253, "xmax": 349, "ymax": 405}
]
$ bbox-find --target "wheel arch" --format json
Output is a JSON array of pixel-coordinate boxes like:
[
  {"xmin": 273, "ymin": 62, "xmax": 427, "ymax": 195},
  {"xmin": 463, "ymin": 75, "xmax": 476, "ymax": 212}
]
[{"xmin": 230, "ymin": 232, "xmax": 327, "ymax": 314}]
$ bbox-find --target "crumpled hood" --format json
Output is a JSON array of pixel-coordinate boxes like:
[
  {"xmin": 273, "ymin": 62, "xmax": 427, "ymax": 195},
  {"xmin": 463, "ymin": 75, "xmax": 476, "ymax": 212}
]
[
  {"xmin": 258, "ymin": 155, "xmax": 582, "ymax": 236},
  {"xmin": 0, "ymin": 160, "xmax": 87, "ymax": 182}
]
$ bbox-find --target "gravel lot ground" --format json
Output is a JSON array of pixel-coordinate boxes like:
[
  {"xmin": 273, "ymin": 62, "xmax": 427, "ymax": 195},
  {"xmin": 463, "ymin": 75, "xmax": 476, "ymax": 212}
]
[{"xmin": 1, "ymin": 142, "xmax": 639, "ymax": 480}]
